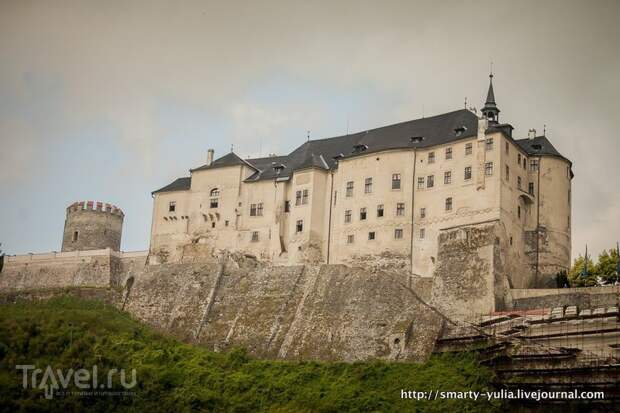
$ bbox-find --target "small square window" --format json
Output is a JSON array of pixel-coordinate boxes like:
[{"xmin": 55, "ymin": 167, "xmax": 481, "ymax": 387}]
[
  {"xmin": 211, "ymin": 222, "xmax": 216, "ymax": 228},
  {"xmin": 368, "ymin": 231, "xmax": 376, "ymax": 240},
  {"xmin": 485, "ymin": 138, "xmax": 494, "ymax": 151},
  {"xmin": 72, "ymin": 231, "xmax": 79, "ymax": 242},
  {"xmin": 485, "ymin": 162, "xmax": 494, "ymax": 176},
  {"xmin": 296, "ymin": 220, "xmax": 303, "ymax": 233},
  {"xmin": 444, "ymin": 171, "xmax": 452, "ymax": 184},
  {"xmin": 251, "ymin": 231, "xmax": 259, "ymax": 242},
  {"xmin": 445, "ymin": 147, "xmax": 452, "ymax": 160},
  {"xmin": 417, "ymin": 177, "xmax": 425, "ymax": 189},
  {"xmin": 396, "ymin": 203, "xmax": 405, "ymax": 216},
  {"xmin": 445, "ymin": 197, "xmax": 453, "ymax": 212},
  {"xmin": 344, "ymin": 210, "xmax": 352, "ymax": 223},
  {"xmin": 427, "ymin": 175, "xmax": 434, "ymax": 188},
  {"xmin": 465, "ymin": 142, "xmax": 473, "ymax": 155},
  {"xmin": 347, "ymin": 234, "xmax": 354, "ymax": 244},
  {"xmin": 464, "ymin": 166, "xmax": 472, "ymax": 180},
  {"xmin": 346, "ymin": 181, "xmax": 354, "ymax": 197},
  {"xmin": 530, "ymin": 159, "xmax": 539, "ymax": 171},
  {"xmin": 394, "ymin": 229, "xmax": 403, "ymax": 239},
  {"xmin": 168, "ymin": 201, "xmax": 176, "ymax": 212},
  {"xmin": 377, "ymin": 204, "xmax": 384, "ymax": 217},
  {"xmin": 392, "ymin": 174, "xmax": 401, "ymax": 190},
  {"xmin": 284, "ymin": 201, "xmax": 290, "ymax": 212},
  {"xmin": 360, "ymin": 207, "xmax": 367, "ymax": 220}
]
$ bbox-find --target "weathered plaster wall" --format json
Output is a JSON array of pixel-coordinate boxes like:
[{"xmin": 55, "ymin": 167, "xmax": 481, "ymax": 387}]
[{"xmin": 430, "ymin": 221, "xmax": 512, "ymax": 317}]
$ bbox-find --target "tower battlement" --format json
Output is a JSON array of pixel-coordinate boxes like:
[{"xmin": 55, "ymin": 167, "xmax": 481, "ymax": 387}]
[
  {"xmin": 61, "ymin": 201, "xmax": 124, "ymax": 252},
  {"xmin": 66, "ymin": 201, "xmax": 124, "ymax": 218}
]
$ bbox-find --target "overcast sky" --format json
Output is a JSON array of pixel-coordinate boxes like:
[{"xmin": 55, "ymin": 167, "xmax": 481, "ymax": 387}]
[{"xmin": 1, "ymin": 0, "xmax": 619, "ymax": 260}]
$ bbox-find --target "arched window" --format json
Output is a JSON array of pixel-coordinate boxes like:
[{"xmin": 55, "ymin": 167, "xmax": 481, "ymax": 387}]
[{"xmin": 210, "ymin": 188, "xmax": 220, "ymax": 208}]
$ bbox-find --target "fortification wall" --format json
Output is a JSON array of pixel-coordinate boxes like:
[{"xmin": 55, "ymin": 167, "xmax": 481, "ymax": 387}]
[
  {"xmin": 120, "ymin": 256, "xmax": 443, "ymax": 362},
  {"xmin": 0, "ymin": 249, "xmax": 147, "ymax": 291},
  {"xmin": 430, "ymin": 221, "xmax": 512, "ymax": 318},
  {"xmin": 509, "ymin": 286, "xmax": 620, "ymax": 310}
]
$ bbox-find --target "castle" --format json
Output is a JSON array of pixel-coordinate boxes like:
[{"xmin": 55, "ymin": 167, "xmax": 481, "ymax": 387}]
[{"xmin": 150, "ymin": 74, "xmax": 572, "ymax": 287}]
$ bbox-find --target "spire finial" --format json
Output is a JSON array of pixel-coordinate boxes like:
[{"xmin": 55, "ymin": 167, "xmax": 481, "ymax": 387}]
[
  {"xmin": 490, "ymin": 61, "xmax": 493, "ymax": 78},
  {"xmin": 482, "ymin": 68, "xmax": 499, "ymax": 122}
]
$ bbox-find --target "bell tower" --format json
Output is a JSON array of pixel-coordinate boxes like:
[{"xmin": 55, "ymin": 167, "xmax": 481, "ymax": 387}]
[{"xmin": 482, "ymin": 72, "xmax": 500, "ymax": 123}]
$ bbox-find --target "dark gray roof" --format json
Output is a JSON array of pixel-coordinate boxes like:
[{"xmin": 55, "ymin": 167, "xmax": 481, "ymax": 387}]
[
  {"xmin": 245, "ymin": 109, "xmax": 479, "ymax": 181},
  {"xmin": 152, "ymin": 177, "xmax": 191, "ymax": 194},
  {"xmin": 515, "ymin": 136, "xmax": 570, "ymax": 163},
  {"xmin": 190, "ymin": 152, "xmax": 255, "ymax": 172}
]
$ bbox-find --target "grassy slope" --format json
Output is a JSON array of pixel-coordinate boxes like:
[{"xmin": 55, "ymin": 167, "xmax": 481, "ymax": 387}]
[{"xmin": 0, "ymin": 297, "xmax": 501, "ymax": 412}]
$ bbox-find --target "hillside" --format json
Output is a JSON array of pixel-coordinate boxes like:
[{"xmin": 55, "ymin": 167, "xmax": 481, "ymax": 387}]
[{"xmin": 0, "ymin": 296, "xmax": 501, "ymax": 412}]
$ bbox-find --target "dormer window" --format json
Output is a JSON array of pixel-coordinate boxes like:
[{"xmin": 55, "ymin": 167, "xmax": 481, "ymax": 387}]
[
  {"xmin": 454, "ymin": 126, "xmax": 467, "ymax": 136},
  {"xmin": 410, "ymin": 136, "xmax": 424, "ymax": 143},
  {"xmin": 353, "ymin": 144, "xmax": 368, "ymax": 153},
  {"xmin": 272, "ymin": 163, "xmax": 286, "ymax": 174},
  {"xmin": 532, "ymin": 144, "xmax": 542, "ymax": 150}
]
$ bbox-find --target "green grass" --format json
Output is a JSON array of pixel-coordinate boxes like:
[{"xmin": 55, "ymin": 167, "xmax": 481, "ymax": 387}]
[{"xmin": 0, "ymin": 296, "xmax": 502, "ymax": 412}]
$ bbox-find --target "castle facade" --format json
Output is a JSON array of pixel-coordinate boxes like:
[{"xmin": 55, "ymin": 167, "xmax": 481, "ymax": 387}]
[{"xmin": 150, "ymin": 76, "xmax": 572, "ymax": 287}]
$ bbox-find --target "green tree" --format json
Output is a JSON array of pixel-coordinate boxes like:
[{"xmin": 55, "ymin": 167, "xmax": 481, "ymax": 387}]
[
  {"xmin": 595, "ymin": 248, "xmax": 619, "ymax": 284},
  {"xmin": 568, "ymin": 255, "xmax": 597, "ymax": 287}
]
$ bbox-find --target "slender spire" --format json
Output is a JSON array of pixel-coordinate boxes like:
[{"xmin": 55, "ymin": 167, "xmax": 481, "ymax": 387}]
[{"xmin": 482, "ymin": 71, "xmax": 500, "ymax": 122}]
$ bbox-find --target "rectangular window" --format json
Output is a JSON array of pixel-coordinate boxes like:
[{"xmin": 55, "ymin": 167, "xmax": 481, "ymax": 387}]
[
  {"xmin": 295, "ymin": 190, "xmax": 302, "ymax": 206},
  {"xmin": 368, "ymin": 231, "xmax": 376, "ymax": 240},
  {"xmin": 505, "ymin": 141, "xmax": 509, "ymax": 154},
  {"xmin": 485, "ymin": 162, "xmax": 494, "ymax": 176},
  {"xmin": 427, "ymin": 175, "xmax": 434, "ymax": 188},
  {"xmin": 302, "ymin": 189, "xmax": 309, "ymax": 205},
  {"xmin": 347, "ymin": 234, "xmax": 354, "ymax": 244},
  {"xmin": 428, "ymin": 152, "xmax": 435, "ymax": 164},
  {"xmin": 257, "ymin": 203, "xmax": 263, "ymax": 216},
  {"xmin": 445, "ymin": 147, "xmax": 452, "ymax": 160},
  {"xmin": 517, "ymin": 154, "xmax": 521, "ymax": 165},
  {"xmin": 333, "ymin": 191, "xmax": 337, "ymax": 205},
  {"xmin": 364, "ymin": 177, "xmax": 372, "ymax": 194},
  {"xmin": 392, "ymin": 173, "xmax": 401, "ymax": 190},
  {"xmin": 417, "ymin": 177, "xmax": 425, "ymax": 189},
  {"xmin": 523, "ymin": 158, "xmax": 527, "ymax": 169},
  {"xmin": 517, "ymin": 176, "xmax": 522, "ymax": 189},
  {"xmin": 296, "ymin": 220, "xmax": 303, "ymax": 233},
  {"xmin": 464, "ymin": 166, "xmax": 472, "ymax": 180},
  {"xmin": 251, "ymin": 231, "xmax": 259, "ymax": 242},
  {"xmin": 250, "ymin": 204, "xmax": 257, "ymax": 216},
  {"xmin": 530, "ymin": 159, "xmax": 539, "ymax": 171},
  {"xmin": 445, "ymin": 197, "xmax": 453, "ymax": 212},
  {"xmin": 377, "ymin": 204, "xmax": 384, "ymax": 217},
  {"xmin": 528, "ymin": 182, "xmax": 535, "ymax": 195},
  {"xmin": 419, "ymin": 228, "xmax": 425, "ymax": 239},
  {"xmin": 225, "ymin": 220, "xmax": 229, "ymax": 227},
  {"xmin": 394, "ymin": 229, "xmax": 403, "ymax": 239},
  {"xmin": 210, "ymin": 198, "xmax": 219, "ymax": 208},
  {"xmin": 284, "ymin": 200, "xmax": 290, "ymax": 212},
  {"xmin": 485, "ymin": 138, "xmax": 494, "ymax": 151},
  {"xmin": 360, "ymin": 207, "xmax": 367, "ymax": 220},
  {"xmin": 517, "ymin": 205, "xmax": 521, "ymax": 219},
  {"xmin": 346, "ymin": 181, "xmax": 354, "ymax": 197},
  {"xmin": 344, "ymin": 210, "xmax": 352, "ymax": 223},
  {"xmin": 72, "ymin": 231, "xmax": 79, "ymax": 242},
  {"xmin": 444, "ymin": 171, "xmax": 452, "ymax": 184},
  {"xmin": 396, "ymin": 203, "xmax": 405, "ymax": 216},
  {"xmin": 505, "ymin": 165, "xmax": 510, "ymax": 181},
  {"xmin": 465, "ymin": 142, "xmax": 473, "ymax": 155},
  {"xmin": 169, "ymin": 201, "xmax": 176, "ymax": 212},
  {"xmin": 420, "ymin": 207, "xmax": 426, "ymax": 218}
]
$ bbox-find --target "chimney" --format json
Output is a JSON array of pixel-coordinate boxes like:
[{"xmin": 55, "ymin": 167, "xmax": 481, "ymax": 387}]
[
  {"xmin": 528, "ymin": 129, "xmax": 536, "ymax": 140},
  {"xmin": 207, "ymin": 149, "xmax": 214, "ymax": 166}
]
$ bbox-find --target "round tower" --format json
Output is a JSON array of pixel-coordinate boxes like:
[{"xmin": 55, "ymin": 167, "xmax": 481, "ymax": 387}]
[{"xmin": 61, "ymin": 201, "xmax": 124, "ymax": 252}]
